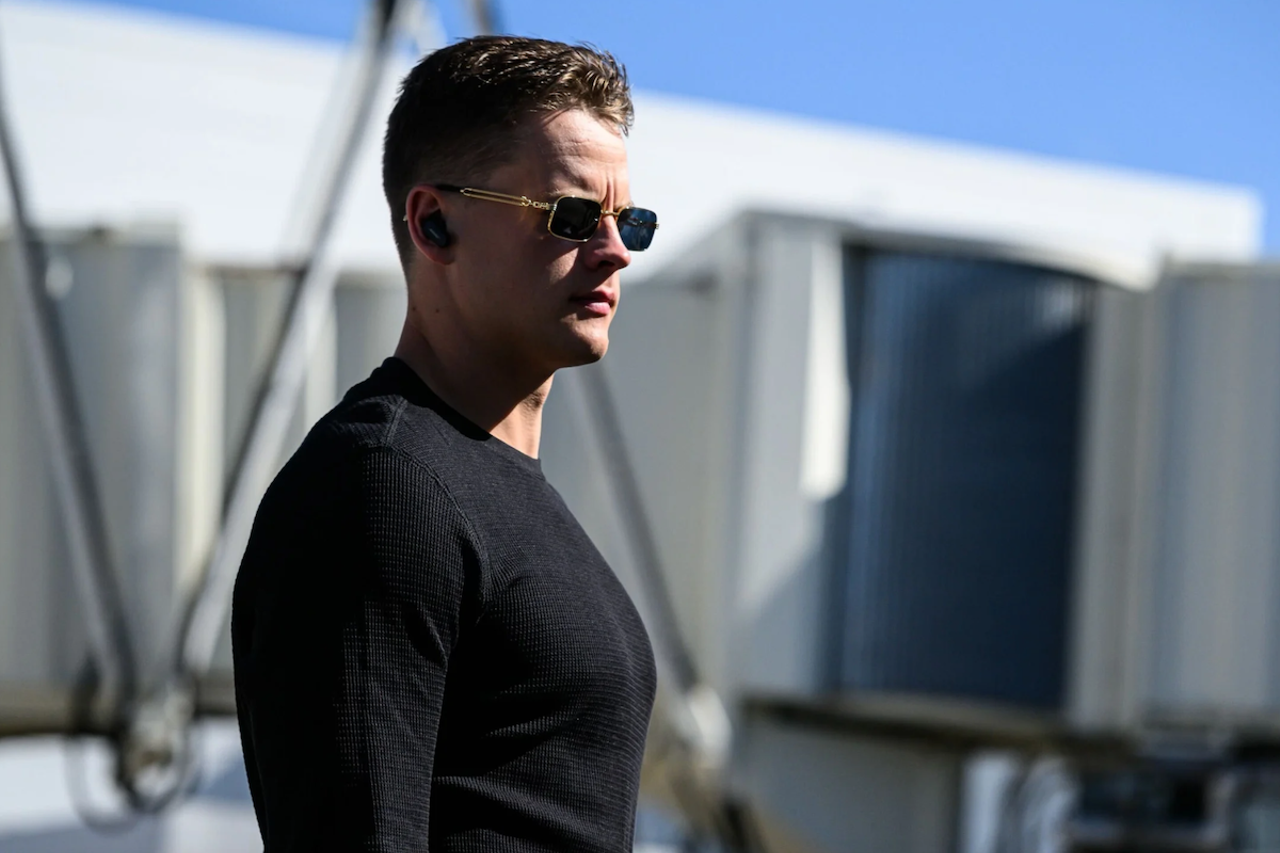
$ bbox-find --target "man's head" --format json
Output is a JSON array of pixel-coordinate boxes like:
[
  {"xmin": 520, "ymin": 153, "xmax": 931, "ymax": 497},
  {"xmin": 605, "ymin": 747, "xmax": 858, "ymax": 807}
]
[
  {"xmin": 383, "ymin": 36, "xmax": 640, "ymax": 377},
  {"xmin": 383, "ymin": 36, "xmax": 634, "ymax": 264}
]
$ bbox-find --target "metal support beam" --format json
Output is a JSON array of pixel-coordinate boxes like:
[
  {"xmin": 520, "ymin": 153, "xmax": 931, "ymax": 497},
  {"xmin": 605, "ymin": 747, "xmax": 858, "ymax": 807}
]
[
  {"xmin": 0, "ymin": 25, "xmax": 137, "ymax": 728},
  {"xmin": 467, "ymin": 0, "xmax": 502, "ymax": 34},
  {"xmin": 175, "ymin": 0, "xmax": 408, "ymax": 680}
]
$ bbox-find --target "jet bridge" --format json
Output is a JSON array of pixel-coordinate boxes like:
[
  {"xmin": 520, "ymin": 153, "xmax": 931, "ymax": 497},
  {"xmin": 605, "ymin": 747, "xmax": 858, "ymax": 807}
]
[{"xmin": 539, "ymin": 212, "xmax": 1280, "ymax": 853}]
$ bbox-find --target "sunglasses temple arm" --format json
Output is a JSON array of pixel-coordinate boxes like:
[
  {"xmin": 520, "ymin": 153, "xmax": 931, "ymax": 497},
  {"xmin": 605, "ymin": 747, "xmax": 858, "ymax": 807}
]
[{"xmin": 457, "ymin": 187, "xmax": 552, "ymax": 211}]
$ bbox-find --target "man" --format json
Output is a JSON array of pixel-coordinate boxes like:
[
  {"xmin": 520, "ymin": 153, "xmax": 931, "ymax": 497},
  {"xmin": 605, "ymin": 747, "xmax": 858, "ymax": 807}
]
[{"xmin": 231, "ymin": 36, "xmax": 659, "ymax": 852}]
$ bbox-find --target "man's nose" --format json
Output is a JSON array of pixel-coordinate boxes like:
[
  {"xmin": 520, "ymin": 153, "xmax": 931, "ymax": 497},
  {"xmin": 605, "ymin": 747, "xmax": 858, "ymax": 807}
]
[{"xmin": 583, "ymin": 213, "xmax": 631, "ymax": 271}]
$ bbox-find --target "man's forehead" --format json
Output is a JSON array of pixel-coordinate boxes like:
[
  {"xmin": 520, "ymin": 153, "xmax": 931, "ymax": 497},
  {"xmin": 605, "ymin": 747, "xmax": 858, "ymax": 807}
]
[
  {"xmin": 494, "ymin": 109, "xmax": 629, "ymax": 192},
  {"xmin": 522, "ymin": 111, "xmax": 626, "ymax": 159}
]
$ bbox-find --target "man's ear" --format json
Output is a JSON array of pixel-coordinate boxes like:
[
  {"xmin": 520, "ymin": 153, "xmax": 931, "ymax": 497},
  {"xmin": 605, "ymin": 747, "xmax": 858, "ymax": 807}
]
[{"xmin": 405, "ymin": 186, "xmax": 454, "ymax": 263}]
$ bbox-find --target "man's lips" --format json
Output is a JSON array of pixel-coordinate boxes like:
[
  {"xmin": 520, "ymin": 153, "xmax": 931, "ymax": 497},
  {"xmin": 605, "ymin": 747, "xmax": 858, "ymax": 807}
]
[{"xmin": 570, "ymin": 288, "xmax": 616, "ymax": 314}]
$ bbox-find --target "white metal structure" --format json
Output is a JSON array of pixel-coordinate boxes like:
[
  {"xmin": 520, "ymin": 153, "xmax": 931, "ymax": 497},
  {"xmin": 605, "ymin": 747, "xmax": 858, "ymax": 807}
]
[{"xmin": 539, "ymin": 214, "xmax": 1280, "ymax": 852}]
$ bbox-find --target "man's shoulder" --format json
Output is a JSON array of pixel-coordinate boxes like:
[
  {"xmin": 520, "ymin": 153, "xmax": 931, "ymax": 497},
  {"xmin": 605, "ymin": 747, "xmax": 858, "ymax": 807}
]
[
  {"xmin": 234, "ymin": 368, "xmax": 489, "ymax": 640},
  {"xmin": 247, "ymin": 368, "xmax": 477, "ymax": 558},
  {"xmin": 304, "ymin": 359, "xmax": 456, "ymax": 464},
  {"xmin": 254, "ymin": 364, "xmax": 449, "ymax": 513},
  {"xmin": 271, "ymin": 357, "xmax": 541, "ymax": 529}
]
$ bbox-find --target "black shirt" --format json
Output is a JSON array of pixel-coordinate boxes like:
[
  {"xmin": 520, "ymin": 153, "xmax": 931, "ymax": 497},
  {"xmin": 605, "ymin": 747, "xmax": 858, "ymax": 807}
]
[{"xmin": 231, "ymin": 358, "xmax": 657, "ymax": 852}]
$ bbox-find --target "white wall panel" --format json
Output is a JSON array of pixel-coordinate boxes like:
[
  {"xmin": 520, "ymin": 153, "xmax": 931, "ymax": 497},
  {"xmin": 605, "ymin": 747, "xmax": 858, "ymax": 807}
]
[
  {"xmin": 0, "ymin": 228, "xmax": 184, "ymax": 704},
  {"xmin": 1144, "ymin": 264, "xmax": 1280, "ymax": 721}
]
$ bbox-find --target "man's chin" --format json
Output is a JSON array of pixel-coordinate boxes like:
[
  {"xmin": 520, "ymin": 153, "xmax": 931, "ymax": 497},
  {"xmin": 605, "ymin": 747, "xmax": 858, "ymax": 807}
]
[
  {"xmin": 555, "ymin": 330, "xmax": 609, "ymax": 368},
  {"xmin": 570, "ymin": 338, "xmax": 609, "ymax": 366}
]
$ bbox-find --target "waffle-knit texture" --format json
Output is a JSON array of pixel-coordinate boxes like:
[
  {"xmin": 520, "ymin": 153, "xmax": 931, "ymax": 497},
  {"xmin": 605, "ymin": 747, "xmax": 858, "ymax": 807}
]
[{"xmin": 232, "ymin": 358, "xmax": 657, "ymax": 852}]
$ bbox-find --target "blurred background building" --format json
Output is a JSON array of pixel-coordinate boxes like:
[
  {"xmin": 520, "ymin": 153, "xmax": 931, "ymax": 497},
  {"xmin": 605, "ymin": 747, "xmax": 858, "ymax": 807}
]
[{"xmin": 0, "ymin": 1, "xmax": 1276, "ymax": 851}]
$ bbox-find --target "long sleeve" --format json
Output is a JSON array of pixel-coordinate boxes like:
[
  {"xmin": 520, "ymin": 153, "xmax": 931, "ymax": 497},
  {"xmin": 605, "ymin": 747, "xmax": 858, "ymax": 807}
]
[{"xmin": 233, "ymin": 446, "xmax": 485, "ymax": 853}]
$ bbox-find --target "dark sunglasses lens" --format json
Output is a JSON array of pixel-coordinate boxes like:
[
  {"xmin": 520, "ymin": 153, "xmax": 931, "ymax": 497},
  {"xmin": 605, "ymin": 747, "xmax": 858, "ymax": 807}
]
[
  {"xmin": 550, "ymin": 197, "xmax": 602, "ymax": 241},
  {"xmin": 618, "ymin": 208, "xmax": 658, "ymax": 251}
]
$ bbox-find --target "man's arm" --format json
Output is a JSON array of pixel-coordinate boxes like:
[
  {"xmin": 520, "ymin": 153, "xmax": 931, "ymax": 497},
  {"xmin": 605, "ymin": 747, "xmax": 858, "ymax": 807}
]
[{"xmin": 233, "ymin": 446, "xmax": 482, "ymax": 852}]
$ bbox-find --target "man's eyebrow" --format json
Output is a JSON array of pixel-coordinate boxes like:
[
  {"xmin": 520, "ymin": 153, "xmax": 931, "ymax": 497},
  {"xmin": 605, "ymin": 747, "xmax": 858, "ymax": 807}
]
[
  {"xmin": 546, "ymin": 185, "xmax": 632, "ymax": 205},
  {"xmin": 546, "ymin": 184, "xmax": 594, "ymax": 198}
]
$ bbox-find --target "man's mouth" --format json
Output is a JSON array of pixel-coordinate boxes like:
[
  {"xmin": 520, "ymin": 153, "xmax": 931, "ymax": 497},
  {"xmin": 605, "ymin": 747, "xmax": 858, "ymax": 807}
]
[{"xmin": 570, "ymin": 288, "xmax": 616, "ymax": 316}]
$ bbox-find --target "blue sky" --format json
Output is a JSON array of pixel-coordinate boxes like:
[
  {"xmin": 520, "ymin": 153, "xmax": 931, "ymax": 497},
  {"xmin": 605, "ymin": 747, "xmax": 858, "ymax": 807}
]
[{"xmin": 93, "ymin": 0, "xmax": 1280, "ymax": 251}]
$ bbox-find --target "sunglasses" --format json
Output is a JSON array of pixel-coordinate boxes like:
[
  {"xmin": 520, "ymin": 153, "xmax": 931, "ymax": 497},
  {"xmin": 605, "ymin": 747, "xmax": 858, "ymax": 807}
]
[{"xmin": 436, "ymin": 184, "xmax": 659, "ymax": 251}]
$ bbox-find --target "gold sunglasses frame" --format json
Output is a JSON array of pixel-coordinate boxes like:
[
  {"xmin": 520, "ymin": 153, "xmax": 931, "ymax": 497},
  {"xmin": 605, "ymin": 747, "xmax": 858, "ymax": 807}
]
[{"xmin": 405, "ymin": 185, "xmax": 658, "ymax": 246}]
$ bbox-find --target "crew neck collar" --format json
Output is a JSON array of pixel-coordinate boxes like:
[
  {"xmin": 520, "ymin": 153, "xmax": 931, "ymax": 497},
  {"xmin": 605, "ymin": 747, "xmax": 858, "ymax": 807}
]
[{"xmin": 379, "ymin": 357, "xmax": 544, "ymax": 475}]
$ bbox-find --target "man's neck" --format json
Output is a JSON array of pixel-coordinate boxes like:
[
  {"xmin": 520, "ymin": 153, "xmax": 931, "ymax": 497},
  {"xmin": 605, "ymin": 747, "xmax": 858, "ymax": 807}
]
[{"xmin": 393, "ymin": 321, "xmax": 551, "ymax": 459}]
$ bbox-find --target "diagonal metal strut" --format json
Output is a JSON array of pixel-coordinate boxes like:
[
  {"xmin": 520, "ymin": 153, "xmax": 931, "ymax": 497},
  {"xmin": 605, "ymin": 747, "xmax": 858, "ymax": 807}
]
[
  {"xmin": 176, "ymin": 0, "xmax": 409, "ymax": 680},
  {"xmin": 0, "ymin": 25, "xmax": 138, "ymax": 727}
]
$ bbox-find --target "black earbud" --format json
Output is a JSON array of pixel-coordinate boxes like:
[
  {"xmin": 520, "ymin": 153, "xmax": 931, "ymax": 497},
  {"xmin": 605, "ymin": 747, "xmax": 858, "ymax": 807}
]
[{"xmin": 419, "ymin": 211, "xmax": 451, "ymax": 248}]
